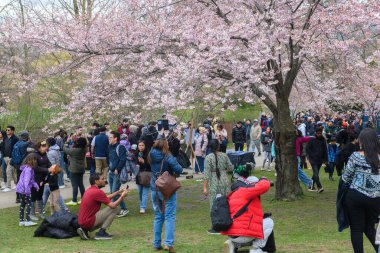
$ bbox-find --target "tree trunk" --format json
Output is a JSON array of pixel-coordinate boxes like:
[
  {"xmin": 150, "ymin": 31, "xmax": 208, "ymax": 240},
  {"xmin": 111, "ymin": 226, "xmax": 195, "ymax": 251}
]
[{"xmin": 273, "ymin": 95, "xmax": 303, "ymax": 200}]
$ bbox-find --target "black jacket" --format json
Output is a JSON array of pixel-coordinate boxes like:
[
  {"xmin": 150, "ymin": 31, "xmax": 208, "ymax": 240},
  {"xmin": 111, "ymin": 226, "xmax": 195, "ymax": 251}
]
[
  {"xmin": 336, "ymin": 178, "xmax": 349, "ymax": 232},
  {"xmin": 232, "ymin": 126, "xmax": 246, "ymax": 144},
  {"xmin": 306, "ymin": 136, "xmax": 328, "ymax": 164},
  {"xmin": 34, "ymin": 211, "xmax": 79, "ymax": 239},
  {"xmin": 261, "ymin": 132, "xmax": 273, "ymax": 152},
  {"xmin": 29, "ymin": 152, "xmax": 52, "ymax": 183},
  {"xmin": 1, "ymin": 134, "xmax": 19, "ymax": 157},
  {"xmin": 46, "ymin": 173, "xmax": 59, "ymax": 192},
  {"xmin": 142, "ymin": 127, "xmax": 158, "ymax": 151},
  {"xmin": 168, "ymin": 137, "xmax": 181, "ymax": 157},
  {"xmin": 335, "ymin": 142, "xmax": 359, "ymax": 172},
  {"xmin": 137, "ymin": 151, "xmax": 151, "ymax": 172}
]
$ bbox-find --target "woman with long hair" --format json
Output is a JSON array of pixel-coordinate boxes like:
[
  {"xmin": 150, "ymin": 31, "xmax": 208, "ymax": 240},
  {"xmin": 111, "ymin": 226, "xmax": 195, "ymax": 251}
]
[
  {"xmin": 149, "ymin": 137, "xmax": 182, "ymax": 253},
  {"xmin": 64, "ymin": 137, "xmax": 87, "ymax": 206},
  {"xmin": 136, "ymin": 141, "xmax": 151, "ymax": 214},
  {"xmin": 30, "ymin": 141, "xmax": 51, "ymax": 221},
  {"xmin": 203, "ymin": 139, "xmax": 233, "ymax": 234},
  {"xmin": 342, "ymin": 128, "xmax": 380, "ymax": 253}
]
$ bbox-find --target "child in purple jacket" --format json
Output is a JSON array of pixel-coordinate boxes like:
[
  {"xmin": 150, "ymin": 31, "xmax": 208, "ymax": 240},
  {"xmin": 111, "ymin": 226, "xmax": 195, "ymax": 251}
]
[{"xmin": 15, "ymin": 155, "xmax": 39, "ymax": 227}]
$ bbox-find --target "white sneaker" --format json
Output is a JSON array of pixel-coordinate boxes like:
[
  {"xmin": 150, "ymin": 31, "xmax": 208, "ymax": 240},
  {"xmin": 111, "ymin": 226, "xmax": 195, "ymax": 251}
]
[
  {"xmin": 2, "ymin": 187, "xmax": 11, "ymax": 192},
  {"xmin": 223, "ymin": 239, "xmax": 235, "ymax": 253},
  {"xmin": 139, "ymin": 208, "xmax": 146, "ymax": 214},
  {"xmin": 11, "ymin": 185, "xmax": 16, "ymax": 190},
  {"xmin": 64, "ymin": 178, "xmax": 71, "ymax": 182},
  {"xmin": 249, "ymin": 248, "xmax": 265, "ymax": 253},
  {"xmin": 24, "ymin": 221, "xmax": 38, "ymax": 227},
  {"xmin": 65, "ymin": 201, "xmax": 78, "ymax": 206},
  {"xmin": 29, "ymin": 214, "xmax": 39, "ymax": 221},
  {"xmin": 19, "ymin": 221, "xmax": 25, "ymax": 226},
  {"xmin": 117, "ymin": 209, "xmax": 129, "ymax": 218},
  {"xmin": 59, "ymin": 185, "xmax": 66, "ymax": 189}
]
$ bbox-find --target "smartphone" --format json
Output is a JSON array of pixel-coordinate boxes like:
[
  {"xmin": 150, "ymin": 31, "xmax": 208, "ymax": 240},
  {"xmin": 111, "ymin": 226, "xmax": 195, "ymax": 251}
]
[{"xmin": 126, "ymin": 185, "xmax": 129, "ymax": 190}]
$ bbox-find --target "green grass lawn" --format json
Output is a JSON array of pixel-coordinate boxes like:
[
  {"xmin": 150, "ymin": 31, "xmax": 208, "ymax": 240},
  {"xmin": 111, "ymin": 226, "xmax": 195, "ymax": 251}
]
[{"xmin": 0, "ymin": 170, "xmax": 374, "ymax": 253}]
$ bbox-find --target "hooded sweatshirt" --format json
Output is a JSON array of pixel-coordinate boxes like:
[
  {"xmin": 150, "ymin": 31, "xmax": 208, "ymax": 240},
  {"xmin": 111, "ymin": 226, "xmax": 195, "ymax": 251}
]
[
  {"xmin": 15, "ymin": 165, "xmax": 39, "ymax": 195},
  {"xmin": 47, "ymin": 144, "xmax": 61, "ymax": 166}
]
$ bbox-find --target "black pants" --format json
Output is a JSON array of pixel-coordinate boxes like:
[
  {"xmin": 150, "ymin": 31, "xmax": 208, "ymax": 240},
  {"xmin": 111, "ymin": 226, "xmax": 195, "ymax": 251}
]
[
  {"xmin": 235, "ymin": 143, "xmax": 244, "ymax": 151},
  {"xmin": 346, "ymin": 189, "xmax": 380, "ymax": 253},
  {"xmin": 311, "ymin": 163, "xmax": 322, "ymax": 189},
  {"xmin": 300, "ymin": 155, "xmax": 307, "ymax": 169},
  {"xmin": 328, "ymin": 162, "xmax": 335, "ymax": 177},
  {"xmin": 71, "ymin": 172, "xmax": 85, "ymax": 202},
  {"xmin": 15, "ymin": 165, "xmax": 21, "ymax": 201},
  {"xmin": 31, "ymin": 183, "xmax": 44, "ymax": 202},
  {"xmin": 19, "ymin": 194, "xmax": 31, "ymax": 221}
]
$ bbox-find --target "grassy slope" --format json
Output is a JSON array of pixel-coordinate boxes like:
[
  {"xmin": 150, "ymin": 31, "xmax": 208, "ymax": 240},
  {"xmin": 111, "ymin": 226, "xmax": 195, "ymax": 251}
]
[{"xmin": 0, "ymin": 170, "xmax": 373, "ymax": 253}]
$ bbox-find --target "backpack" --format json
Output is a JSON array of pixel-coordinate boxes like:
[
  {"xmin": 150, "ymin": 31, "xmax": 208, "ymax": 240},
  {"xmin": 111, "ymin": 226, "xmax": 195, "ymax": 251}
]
[
  {"xmin": 115, "ymin": 145, "xmax": 129, "ymax": 184},
  {"xmin": 211, "ymin": 193, "xmax": 252, "ymax": 232},
  {"xmin": 11, "ymin": 141, "xmax": 28, "ymax": 166}
]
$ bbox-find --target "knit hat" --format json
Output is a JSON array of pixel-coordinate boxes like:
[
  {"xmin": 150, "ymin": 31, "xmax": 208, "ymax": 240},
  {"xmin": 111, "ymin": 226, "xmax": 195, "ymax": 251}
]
[{"xmin": 19, "ymin": 130, "xmax": 29, "ymax": 141}]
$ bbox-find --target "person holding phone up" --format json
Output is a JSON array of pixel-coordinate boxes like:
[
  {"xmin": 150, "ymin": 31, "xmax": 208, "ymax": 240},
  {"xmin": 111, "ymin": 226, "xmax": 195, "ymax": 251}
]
[{"xmin": 77, "ymin": 173, "xmax": 129, "ymax": 240}]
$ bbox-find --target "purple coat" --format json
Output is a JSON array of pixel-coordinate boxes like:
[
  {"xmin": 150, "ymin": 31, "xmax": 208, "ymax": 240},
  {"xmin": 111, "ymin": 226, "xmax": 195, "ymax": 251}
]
[{"xmin": 15, "ymin": 165, "xmax": 39, "ymax": 196}]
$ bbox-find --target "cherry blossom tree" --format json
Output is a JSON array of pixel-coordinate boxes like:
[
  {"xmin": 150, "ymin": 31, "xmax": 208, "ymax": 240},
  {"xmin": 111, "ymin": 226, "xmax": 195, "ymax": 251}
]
[{"xmin": 1, "ymin": 0, "xmax": 379, "ymax": 199}]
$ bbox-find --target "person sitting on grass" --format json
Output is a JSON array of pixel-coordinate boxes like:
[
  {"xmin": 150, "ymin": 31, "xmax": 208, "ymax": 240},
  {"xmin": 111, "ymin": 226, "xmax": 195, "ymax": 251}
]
[
  {"xmin": 222, "ymin": 166, "xmax": 275, "ymax": 253},
  {"xmin": 77, "ymin": 173, "xmax": 129, "ymax": 240}
]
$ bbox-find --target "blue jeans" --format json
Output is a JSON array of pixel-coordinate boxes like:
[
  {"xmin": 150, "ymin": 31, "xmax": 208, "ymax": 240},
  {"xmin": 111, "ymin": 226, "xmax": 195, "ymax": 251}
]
[
  {"xmin": 152, "ymin": 191, "xmax": 177, "ymax": 248},
  {"xmin": 138, "ymin": 184, "xmax": 150, "ymax": 209},
  {"xmin": 297, "ymin": 156, "xmax": 312, "ymax": 187},
  {"xmin": 195, "ymin": 156, "xmax": 205, "ymax": 173},
  {"xmin": 108, "ymin": 172, "xmax": 127, "ymax": 210},
  {"xmin": 42, "ymin": 185, "xmax": 67, "ymax": 211},
  {"xmin": 61, "ymin": 151, "xmax": 70, "ymax": 180},
  {"xmin": 1, "ymin": 158, "xmax": 6, "ymax": 183},
  {"xmin": 89, "ymin": 160, "xmax": 96, "ymax": 175}
]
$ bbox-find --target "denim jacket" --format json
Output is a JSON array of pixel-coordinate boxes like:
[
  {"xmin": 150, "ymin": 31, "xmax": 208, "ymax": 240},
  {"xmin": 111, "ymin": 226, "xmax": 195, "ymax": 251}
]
[{"xmin": 149, "ymin": 148, "xmax": 183, "ymax": 191}]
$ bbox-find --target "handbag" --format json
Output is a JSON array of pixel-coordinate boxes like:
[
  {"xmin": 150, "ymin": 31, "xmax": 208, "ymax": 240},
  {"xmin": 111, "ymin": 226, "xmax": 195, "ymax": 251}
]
[
  {"xmin": 137, "ymin": 171, "xmax": 151, "ymax": 187},
  {"xmin": 155, "ymin": 157, "xmax": 181, "ymax": 200}
]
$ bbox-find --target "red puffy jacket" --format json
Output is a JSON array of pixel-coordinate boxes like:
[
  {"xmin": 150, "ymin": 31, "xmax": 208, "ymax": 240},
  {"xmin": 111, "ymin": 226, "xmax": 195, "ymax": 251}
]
[{"xmin": 221, "ymin": 179, "xmax": 270, "ymax": 239}]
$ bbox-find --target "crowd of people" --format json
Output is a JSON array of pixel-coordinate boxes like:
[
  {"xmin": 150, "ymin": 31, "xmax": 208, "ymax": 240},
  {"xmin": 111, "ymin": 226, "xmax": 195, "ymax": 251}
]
[{"xmin": 0, "ymin": 109, "xmax": 378, "ymax": 253}]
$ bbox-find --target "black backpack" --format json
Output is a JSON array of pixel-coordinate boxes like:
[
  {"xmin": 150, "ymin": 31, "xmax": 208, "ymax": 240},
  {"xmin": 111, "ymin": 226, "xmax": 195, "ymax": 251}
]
[{"xmin": 211, "ymin": 194, "xmax": 252, "ymax": 232}]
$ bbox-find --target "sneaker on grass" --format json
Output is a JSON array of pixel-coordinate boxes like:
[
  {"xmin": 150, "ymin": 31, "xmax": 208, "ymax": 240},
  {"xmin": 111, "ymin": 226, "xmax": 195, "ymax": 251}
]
[
  {"xmin": 139, "ymin": 208, "xmax": 146, "ymax": 214},
  {"xmin": 77, "ymin": 227, "xmax": 90, "ymax": 240},
  {"xmin": 117, "ymin": 209, "xmax": 129, "ymax": 218},
  {"xmin": 29, "ymin": 214, "xmax": 39, "ymax": 221},
  {"xmin": 95, "ymin": 230, "xmax": 113, "ymax": 240},
  {"xmin": 24, "ymin": 221, "xmax": 38, "ymax": 227},
  {"xmin": 66, "ymin": 201, "xmax": 78, "ymax": 206},
  {"xmin": 19, "ymin": 221, "xmax": 25, "ymax": 227},
  {"xmin": 207, "ymin": 229, "xmax": 221, "ymax": 235}
]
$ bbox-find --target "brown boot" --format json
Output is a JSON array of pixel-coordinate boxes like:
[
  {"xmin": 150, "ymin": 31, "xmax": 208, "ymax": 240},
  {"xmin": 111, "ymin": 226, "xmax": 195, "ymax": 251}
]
[
  {"xmin": 164, "ymin": 246, "xmax": 175, "ymax": 253},
  {"xmin": 153, "ymin": 246, "xmax": 163, "ymax": 251}
]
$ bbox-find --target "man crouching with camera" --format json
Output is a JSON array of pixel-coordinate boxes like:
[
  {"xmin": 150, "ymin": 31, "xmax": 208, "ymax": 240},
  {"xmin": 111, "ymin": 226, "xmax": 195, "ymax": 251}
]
[{"xmin": 221, "ymin": 166, "xmax": 276, "ymax": 253}]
